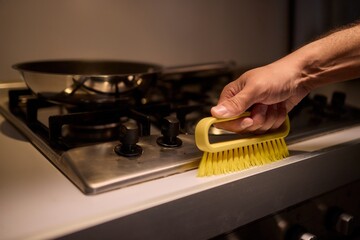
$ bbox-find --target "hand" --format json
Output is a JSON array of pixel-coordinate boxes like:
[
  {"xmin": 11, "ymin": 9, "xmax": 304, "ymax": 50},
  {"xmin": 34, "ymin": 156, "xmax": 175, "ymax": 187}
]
[
  {"xmin": 210, "ymin": 62, "xmax": 310, "ymax": 133},
  {"xmin": 211, "ymin": 22, "xmax": 360, "ymax": 133}
]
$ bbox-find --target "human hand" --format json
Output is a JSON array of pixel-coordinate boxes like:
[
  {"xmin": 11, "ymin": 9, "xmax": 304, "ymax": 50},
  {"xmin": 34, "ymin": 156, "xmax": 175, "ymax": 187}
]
[{"xmin": 210, "ymin": 62, "xmax": 310, "ymax": 133}]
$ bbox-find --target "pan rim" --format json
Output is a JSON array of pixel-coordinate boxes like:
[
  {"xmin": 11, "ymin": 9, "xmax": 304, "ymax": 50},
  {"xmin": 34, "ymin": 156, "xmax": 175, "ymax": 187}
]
[{"xmin": 12, "ymin": 59, "xmax": 163, "ymax": 76}]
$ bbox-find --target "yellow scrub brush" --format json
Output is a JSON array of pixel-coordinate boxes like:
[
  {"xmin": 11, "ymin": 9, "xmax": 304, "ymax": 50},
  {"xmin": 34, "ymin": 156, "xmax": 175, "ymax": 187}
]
[{"xmin": 195, "ymin": 113, "xmax": 290, "ymax": 177}]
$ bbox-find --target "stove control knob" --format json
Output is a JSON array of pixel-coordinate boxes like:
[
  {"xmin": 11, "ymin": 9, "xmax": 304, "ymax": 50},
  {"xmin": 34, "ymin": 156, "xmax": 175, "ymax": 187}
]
[
  {"xmin": 335, "ymin": 213, "xmax": 354, "ymax": 236},
  {"xmin": 157, "ymin": 116, "xmax": 182, "ymax": 147},
  {"xmin": 297, "ymin": 233, "xmax": 317, "ymax": 240},
  {"xmin": 114, "ymin": 122, "xmax": 142, "ymax": 157},
  {"xmin": 285, "ymin": 225, "xmax": 317, "ymax": 240},
  {"xmin": 325, "ymin": 206, "xmax": 354, "ymax": 236}
]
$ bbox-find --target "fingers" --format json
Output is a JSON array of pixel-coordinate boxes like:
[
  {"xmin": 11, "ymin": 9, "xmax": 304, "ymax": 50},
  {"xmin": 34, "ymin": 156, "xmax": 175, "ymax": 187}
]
[
  {"xmin": 247, "ymin": 103, "xmax": 288, "ymax": 133},
  {"xmin": 271, "ymin": 102, "xmax": 287, "ymax": 129},
  {"xmin": 209, "ymin": 65, "xmax": 294, "ymax": 133},
  {"xmin": 246, "ymin": 104, "xmax": 271, "ymax": 133},
  {"xmin": 213, "ymin": 116, "xmax": 254, "ymax": 133},
  {"xmin": 211, "ymin": 83, "xmax": 255, "ymax": 118},
  {"xmin": 212, "ymin": 103, "xmax": 288, "ymax": 133}
]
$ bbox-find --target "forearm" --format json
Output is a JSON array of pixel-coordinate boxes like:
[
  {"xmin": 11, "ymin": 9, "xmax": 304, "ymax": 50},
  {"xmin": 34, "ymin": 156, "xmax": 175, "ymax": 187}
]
[{"xmin": 277, "ymin": 22, "xmax": 360, "ymax": 91}]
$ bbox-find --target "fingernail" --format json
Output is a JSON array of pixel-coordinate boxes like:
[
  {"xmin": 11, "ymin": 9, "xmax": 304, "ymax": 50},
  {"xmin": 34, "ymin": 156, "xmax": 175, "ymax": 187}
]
[
  {"xmin": 240, "ymin": 119, "xmax": 253, "ymax": 128},
  {"xmin": 212, "ymin": 105, "xmax": 229, "ymax": 116}
]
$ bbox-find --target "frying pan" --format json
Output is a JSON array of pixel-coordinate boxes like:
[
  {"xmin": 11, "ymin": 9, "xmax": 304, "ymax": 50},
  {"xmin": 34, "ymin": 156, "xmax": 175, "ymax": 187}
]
[{"xmin": 13, "ymin": 60, "xmax": 234, "ymax": 105}]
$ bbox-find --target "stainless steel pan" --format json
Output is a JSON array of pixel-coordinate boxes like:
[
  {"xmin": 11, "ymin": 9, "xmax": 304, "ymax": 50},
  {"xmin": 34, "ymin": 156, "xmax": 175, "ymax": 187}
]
[{"xmin": 13, "ymin": 60, "xmax": 233, "ymax": 105}]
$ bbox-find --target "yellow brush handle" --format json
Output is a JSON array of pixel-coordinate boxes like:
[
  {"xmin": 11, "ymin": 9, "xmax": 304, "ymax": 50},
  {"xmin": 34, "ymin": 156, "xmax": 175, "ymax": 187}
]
[{"xmin": 195, "ymin": 112, "xmax": 290, "ymax": 153}]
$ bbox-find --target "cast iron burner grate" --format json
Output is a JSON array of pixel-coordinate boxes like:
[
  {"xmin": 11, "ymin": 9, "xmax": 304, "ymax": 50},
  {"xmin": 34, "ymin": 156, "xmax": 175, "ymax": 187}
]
[{"xmin": 8, "ymin": 88, "xmax": 208, "ymax": 150}]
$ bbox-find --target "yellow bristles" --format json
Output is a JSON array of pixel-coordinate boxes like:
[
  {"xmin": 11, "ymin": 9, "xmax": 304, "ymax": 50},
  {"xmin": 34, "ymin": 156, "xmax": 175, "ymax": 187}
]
[
  {"xmin": 195, "ymin": 114, "xmax": 290, "ymax": 177},
  {"xmin": 197, "ymin": 137, "xmax": 289, "ymax": 177}
]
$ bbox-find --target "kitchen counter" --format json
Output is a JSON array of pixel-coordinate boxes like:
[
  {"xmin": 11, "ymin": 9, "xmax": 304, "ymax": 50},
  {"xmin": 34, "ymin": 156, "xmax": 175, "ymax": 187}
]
[{"xmin": 1, "ymin": 109, "xmax": 360, "ymax": 240}]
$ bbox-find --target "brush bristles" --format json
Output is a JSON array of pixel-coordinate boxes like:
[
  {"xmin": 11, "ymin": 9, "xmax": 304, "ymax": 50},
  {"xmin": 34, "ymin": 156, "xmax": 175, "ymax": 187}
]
[{"xmin": 197, "ymin": 138, "xmax": 289, "ymax": 177}]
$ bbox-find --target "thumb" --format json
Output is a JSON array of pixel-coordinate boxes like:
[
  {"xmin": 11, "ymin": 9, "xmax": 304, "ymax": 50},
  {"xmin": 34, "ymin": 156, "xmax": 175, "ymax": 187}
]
[{"xmin": 211, "ymin": 89, "xmax": 255, "ymax": 118}]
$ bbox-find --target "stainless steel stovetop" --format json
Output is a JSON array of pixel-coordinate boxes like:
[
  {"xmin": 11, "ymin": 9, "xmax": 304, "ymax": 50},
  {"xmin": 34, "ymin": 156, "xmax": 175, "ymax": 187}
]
[
  {"xmin": 0, "ymin": 97, "xmax": 203, "ymax": 194},
  {"xmin": 1, "ymin": 83, "xmax": 360, "ymax": 195}
]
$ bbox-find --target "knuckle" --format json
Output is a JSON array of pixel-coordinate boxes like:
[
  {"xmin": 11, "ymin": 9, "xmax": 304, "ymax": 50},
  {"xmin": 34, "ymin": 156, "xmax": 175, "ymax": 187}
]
[{"xmin": 225, "ymin": 97, "xmax": 246, "ymax": 114}]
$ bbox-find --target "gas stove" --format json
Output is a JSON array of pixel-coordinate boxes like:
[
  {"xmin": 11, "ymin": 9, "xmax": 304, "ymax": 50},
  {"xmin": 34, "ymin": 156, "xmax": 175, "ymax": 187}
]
[
  {"xmin": 1, "ymin": 68, "xmax": 360, "ymax": 195},
  {"xmin": 0, "ymin": 67, "xmax": 234, "ymax": 194}
]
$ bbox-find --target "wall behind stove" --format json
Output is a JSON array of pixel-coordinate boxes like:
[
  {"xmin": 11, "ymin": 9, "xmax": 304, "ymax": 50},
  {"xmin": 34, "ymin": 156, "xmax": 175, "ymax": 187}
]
[{"xmin": 0, "ymin": 0, "xmax": 289, "ymax": 81}]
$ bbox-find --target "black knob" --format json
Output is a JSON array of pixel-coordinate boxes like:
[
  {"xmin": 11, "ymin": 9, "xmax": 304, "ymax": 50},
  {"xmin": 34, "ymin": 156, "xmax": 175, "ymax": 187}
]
[
  {"xmin": 114, "ymin": 122, "xmax": 142, "ymax": 157},
  {"xmin": 120, "ymin": 122, "xmax": 139, "ymax": 145},
  {"xmin": 325, "ymin": 206, "xmax": 354, "ymax": 236},
  {"xmin": 157, "ymin": 116, "xmax": 182, "ymax": 147},
  {"xmin": 285, "ymin": 225, "xmax": 317, "ymax": 240}
]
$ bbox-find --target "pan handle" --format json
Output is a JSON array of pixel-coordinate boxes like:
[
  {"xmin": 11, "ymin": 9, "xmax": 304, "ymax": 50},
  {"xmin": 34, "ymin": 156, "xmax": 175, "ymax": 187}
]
[{"xmin": 160, "ymin": 61, "xmax": 236, "ymax": 80}]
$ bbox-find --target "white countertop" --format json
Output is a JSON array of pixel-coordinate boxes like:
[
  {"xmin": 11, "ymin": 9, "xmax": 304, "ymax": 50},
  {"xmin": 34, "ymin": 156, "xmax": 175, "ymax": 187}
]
[{"xmin": 1, "ymin": 111, "xmax": 360, "ymax": 240}]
